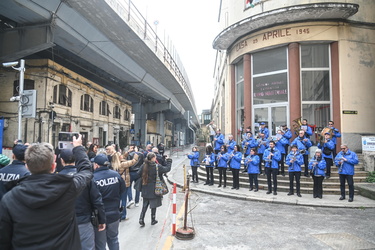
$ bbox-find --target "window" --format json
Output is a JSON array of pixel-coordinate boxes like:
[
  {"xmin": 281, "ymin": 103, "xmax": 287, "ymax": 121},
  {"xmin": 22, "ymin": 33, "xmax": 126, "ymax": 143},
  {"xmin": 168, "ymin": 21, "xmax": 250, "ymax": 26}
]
[
  {"xmin": 13, "ymin": 79, "xmax": 35, "ymax": 96},
  {"xmin": 252, "ymin": 47, "xmax": 288, "ymax": 105},
  {"xmin": 124, "ymin": 109, "xmax": 130, "ymax": 121},
  {"xmin": 80, "ymin": 94, "xmax": 94, "ymax": 112},
  {"xmin": 99, "ymin": 101, "xmax": 110, "ymax": 116},
  {"xmin": 301, "ymin": 44, "xmax": 331, "ymax": 131},
  {"xmin": 53, "ymin": 84, "xmax": 72, "ymax": 107},
  {"xmin": 113, "ymin": 105, "xmax": 121, "ymax": 119}
]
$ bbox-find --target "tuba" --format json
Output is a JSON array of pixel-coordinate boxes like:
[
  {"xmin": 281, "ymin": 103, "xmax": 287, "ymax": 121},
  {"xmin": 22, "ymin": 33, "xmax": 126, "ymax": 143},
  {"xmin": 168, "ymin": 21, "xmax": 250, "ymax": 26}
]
[
  {"xmin": 292, "ymin": 117, "xmax": 302, "ymax": 133},
  {"xmin": 319, "ymin": 127, "xmax": 333, "ymax": 145}
]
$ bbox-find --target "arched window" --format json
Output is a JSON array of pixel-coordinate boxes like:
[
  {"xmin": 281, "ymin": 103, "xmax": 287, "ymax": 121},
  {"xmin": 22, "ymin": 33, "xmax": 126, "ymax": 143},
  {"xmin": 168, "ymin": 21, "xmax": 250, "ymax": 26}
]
[
  {"xmin": 53, "ymin": 84, "xmax": 72, "ymax": 107},
  {"xmin": 99, "ymin": 101, "xmax": 110, "ymax": 116},
  {"xmin": 80, "ymin": 94, "xmax": 94, "ymax": 112},
  {"xmin": 124, "ymin": 109, "xmax": 130, "ymax": 121},
  {"xmin": 113, "ymin": 105, "xmax": 121, "ymax": 119}
]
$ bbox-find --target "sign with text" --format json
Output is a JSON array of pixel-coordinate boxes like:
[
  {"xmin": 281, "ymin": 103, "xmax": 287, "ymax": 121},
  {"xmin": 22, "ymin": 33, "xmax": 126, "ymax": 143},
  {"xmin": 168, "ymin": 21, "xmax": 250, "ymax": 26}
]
[{"xmin": 362, "ymin": 136, "xmax": 375, "ymax": 152}]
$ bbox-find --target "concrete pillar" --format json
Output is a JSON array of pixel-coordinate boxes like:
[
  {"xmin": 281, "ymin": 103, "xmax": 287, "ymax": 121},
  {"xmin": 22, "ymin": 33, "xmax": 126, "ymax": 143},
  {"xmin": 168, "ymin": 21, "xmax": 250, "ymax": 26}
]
[
  {"xmin": 331, "ymin": 42, "xmax": 341, "ymax": 151},
  {"xmin": 156, "ymin": 112, "xmax": 165, "ymax": 143},
  {"xmin": 230, "ymin": 64, "xmax": 236, "ymax": 137},
  {"xmin": 243, "ymin": 54, "xmax": 252, "ymax": 129},
  {"xmin": 288, "ymin": 43, "xmax": 301, "ymax": 136},
  {"xmin": 133, "ymin": 103, "xmax": 147, "ymax": 147}
]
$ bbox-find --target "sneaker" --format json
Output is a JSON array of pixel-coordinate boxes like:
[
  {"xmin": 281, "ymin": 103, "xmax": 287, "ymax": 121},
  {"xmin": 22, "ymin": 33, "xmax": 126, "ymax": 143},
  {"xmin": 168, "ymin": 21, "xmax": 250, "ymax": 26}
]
[
  {"xmin": 135, "ymin": 203, "xmax": 139, "ymax": 207},
  {"xmin": 126, "ymin": 200, "xmax": 134, "ymax": 208}
]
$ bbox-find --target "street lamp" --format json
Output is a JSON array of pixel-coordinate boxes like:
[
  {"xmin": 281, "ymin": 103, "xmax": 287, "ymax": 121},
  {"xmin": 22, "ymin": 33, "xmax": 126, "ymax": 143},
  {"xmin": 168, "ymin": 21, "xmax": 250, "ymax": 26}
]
[{"xmin": 2, "ymin": 59, "xmax": 25, "ymax": 141}]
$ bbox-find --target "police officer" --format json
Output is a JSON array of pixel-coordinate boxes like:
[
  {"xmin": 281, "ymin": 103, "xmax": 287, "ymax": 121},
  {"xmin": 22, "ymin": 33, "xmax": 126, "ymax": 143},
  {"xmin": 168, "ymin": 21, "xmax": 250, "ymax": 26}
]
[
  {"xmin": 0, "ymin": 144, "xmax": 30, "ymax": 200},
  {"xmin": 93, "ymin": 154, "xmax": 125, "ymax": 250},
  {"xmin": 58, "ymin": 149, "xmax": 106, "ymax": 250}
]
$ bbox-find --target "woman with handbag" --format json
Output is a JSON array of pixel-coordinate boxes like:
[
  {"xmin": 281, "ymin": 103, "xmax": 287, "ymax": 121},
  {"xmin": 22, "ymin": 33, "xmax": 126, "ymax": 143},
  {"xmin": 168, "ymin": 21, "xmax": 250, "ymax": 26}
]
[{"xmin": 137, "ymin": 152, "xmax": 172, "ymax": 227}]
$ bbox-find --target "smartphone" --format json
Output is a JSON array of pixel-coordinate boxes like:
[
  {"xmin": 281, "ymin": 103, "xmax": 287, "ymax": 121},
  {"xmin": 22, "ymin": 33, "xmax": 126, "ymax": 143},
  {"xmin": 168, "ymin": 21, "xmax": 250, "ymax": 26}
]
[{"xmin": 58, "ymin": 132, "xmax": 80, "ymax": 149}]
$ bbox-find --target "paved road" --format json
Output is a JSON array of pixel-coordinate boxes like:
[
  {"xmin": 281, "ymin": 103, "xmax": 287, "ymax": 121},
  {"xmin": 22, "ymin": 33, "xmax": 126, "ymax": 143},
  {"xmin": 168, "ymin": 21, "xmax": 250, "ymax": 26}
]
[{"xmin": 118, "ymin": 147, "xmax": 375, "ymax": 250}]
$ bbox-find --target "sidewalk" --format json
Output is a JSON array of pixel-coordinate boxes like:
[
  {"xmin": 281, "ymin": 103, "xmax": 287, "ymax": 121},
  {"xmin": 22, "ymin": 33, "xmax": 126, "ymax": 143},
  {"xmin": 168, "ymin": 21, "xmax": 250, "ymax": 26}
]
[{"xmin": 166, "ymin": 146, "xmax": 375, "ymax": 208}]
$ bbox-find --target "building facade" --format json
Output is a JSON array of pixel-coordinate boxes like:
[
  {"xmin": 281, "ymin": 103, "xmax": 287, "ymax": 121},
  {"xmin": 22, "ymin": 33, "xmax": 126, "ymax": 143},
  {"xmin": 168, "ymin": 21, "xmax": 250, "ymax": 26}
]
[
  {"xmin": 212, "ymin": 0, "xmax": 375, "ymax": 151},
  {"xmin": 0, "ymin": 59, "xmax": 132, "ymax": 149}
]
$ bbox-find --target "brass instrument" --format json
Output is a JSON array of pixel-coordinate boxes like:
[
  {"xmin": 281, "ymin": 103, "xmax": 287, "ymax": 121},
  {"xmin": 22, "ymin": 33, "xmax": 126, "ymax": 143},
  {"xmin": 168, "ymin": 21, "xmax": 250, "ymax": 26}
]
[
  {"xmin": 292, "ymin": 117, "xmax": 302, "ymax": 133},
  {"xmin": 318, "ymin": 127, "xmax": 333, "ymax": 145}
]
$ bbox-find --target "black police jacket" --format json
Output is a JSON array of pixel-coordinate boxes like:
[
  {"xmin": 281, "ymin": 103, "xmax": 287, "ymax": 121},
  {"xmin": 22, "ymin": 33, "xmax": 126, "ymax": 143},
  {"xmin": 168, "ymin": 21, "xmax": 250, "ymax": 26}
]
[{"xmin": 59, "ymin": 165, "xmax": 106, "ymax": 225}]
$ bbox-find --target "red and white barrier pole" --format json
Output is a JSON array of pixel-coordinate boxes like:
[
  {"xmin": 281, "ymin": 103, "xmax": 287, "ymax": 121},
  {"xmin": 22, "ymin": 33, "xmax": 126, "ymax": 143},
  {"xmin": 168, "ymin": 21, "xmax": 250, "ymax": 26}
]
[{"xmin": 172, "ymin": 183, "xmax": 177, "ymax": 235}]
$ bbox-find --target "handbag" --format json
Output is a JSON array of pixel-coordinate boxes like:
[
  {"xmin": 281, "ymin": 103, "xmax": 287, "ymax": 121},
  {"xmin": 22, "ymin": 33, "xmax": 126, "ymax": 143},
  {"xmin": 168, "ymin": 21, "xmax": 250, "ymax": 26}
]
[{"xmin": 155, "ymin": 165, "xmax": 168, "ymax": 196}]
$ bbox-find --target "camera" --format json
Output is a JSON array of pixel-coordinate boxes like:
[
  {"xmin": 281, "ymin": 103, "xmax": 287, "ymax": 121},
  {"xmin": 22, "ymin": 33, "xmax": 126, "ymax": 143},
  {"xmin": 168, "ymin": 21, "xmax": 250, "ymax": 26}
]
[{"xmin": 58, "ymin": 132, "xmax": 80, "ymax": 149}]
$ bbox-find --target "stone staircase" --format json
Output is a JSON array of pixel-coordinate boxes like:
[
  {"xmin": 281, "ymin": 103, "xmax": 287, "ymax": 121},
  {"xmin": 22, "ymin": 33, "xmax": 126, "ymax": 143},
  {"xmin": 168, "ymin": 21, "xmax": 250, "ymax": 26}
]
[{"xmin": 197, "ymin": 154, "xmax": 368, "ymax": 195}]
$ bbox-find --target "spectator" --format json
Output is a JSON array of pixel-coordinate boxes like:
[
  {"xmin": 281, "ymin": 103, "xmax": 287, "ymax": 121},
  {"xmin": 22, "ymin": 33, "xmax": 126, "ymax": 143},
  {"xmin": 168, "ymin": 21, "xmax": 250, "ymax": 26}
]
[{"xmin": 0, "ymin": 135, "xmax": 92, "ymax": 249}]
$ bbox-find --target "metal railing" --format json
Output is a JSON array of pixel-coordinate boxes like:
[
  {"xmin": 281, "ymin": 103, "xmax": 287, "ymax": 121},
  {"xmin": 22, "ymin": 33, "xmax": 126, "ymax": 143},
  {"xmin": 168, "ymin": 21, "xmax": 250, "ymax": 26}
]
[{"xmin": 104, "ymin": 0, "xmax": 196, "ymax": 112}]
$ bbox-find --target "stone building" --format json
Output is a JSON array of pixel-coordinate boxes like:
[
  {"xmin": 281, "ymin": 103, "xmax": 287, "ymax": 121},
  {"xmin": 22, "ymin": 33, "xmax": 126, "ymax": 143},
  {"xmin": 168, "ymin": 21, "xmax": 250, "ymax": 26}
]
[{"xmin": 212, "ymin": 0, "xmax": 375, "ymax": 151}]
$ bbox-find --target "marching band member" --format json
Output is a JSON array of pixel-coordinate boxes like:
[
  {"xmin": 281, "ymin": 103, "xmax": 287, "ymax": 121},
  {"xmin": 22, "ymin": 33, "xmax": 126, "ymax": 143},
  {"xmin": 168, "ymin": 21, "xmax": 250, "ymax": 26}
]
[
  {"xmin": 286, "ymin": 145, "xmax": 304, "ymax": 197},
  {"xmin": 275, "ymin": 129, "xmax": 289, "ymax": 176},
  {"xmin": 187, "ymin": 146, "xmax": 200, "ymax": 183},
  {"xmin": 335, "ymin": 144, "xmax": 358, "ymax": 202},
  {"xmin": 229, "ymin": 145, "xmax": 243, "ymax": 190},
  {"xmin": 216, "ymin": 145, "xmax": 230, "ymax": 188},
  {"xmin": 244, "ymin": 148, "xmax": 260, "ymax": 192},
  {"xmin": 317, "ymin": 132, "xmax": 335, "ymax": 179},
  {"xmin": 308, "ymin": 149, "xmax": 326, "ymax": 199},
  {"xmin": 259, "ymin": 122, "xmax": 269, "ymax": 139},
  {"xmin": 328, "ymin": 121, "xmax": 341, "ymax": 157},
  {"xmin": 281, "ymin": 124, "xmax": 292, "ymax": 156},
  {"xmin": 242, "ymin": 131, "xmax": 257, "ymax": 158},
  {"xmin": 202, "ymin": 145, "xmax": 216, "ymax": 186},
  {"xmin": 257, "ymin": 133, "xmax": 269, "ymax": 175},
  {"xmin": 300, "ymin": 119, "xmax": 313, "ymax": 139},
  {"xmin": 213, "ymin": 129, "xmax": 224, "ymax": 155},
  {"xmin": 226, "ymin": 134, "xmax": 236, "ymax": 154},
  {"xmin": 291, "ymin": 130, "xmax": 312, "ymax": 177},
  {"xmin": 263, "ymin": 141, "xmax": 281, "ymax": 195}
]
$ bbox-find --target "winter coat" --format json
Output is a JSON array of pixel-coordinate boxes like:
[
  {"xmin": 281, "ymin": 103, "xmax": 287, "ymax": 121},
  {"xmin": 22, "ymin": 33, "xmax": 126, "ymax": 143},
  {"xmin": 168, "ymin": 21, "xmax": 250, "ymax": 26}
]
[
  {"xmin": 260, "ymin": 127, "xmax": 269, "ymax": 139},
  {"xmin": 334, "ymin": 150, "xmax": 358, "ymax": 175},
  {"xmin": 227, "ymin": 140, "xmax": 236, "ymax": 154},
  {"xmin": 245, "ymin": 155, "xmax": 260, "ymax": 174},
  {"xmin": 59, "ymin": 165, "xmax": 106, "ymax": 225},
  {"xmin": 286, "ymin": 152, "xmax": 304, "ymax": 172},
  {"xmin": 283, "ymin": 129, "xmax": 292, "ymax": 144},
  {"xmin": 214, "ymin": 133, "xmax": 224, "ymax": 151},
  {"xmin": 308, "ymin": 157, "xmax": 326, "ymax": 177},
  {"xmin": 275, "ymin": 137, "xmax": 289, "ymax": 154},
  {"xmin": 118, "ymin": 153, "xmax": 139, "ymax": 187},
  {"xmin": 93, "ymin": 166, "xmax": 125, "ymax": 224},
  {"xmin": 0, "ymin": 146, "xmax": 92, "ymax": 250},
  {"xmin": 137, "ymin": 159, "xmax": 172, "ymax": 203},
  {"xmin": 263, "ymin": 148, "xmax": 281, "ymax": 169},
  {"xmin": 317, "ymin": 139, "xmax": 335, "ymax": 158},
  {"xmin": 217, "ymin": 152, "xmax": 230, "ymax": 168},
  {"xmin": 203, "ymin": 153, "xmax": 216, "ymax": 167},
  {"xmin": 242, "ymin": 137, "xmax": 257, "ymax": 155},
  {"xmin": 187, "ymin": 151, "xmax": 200, "ymax": 167},
  {"xmin": 291, "ymin": 137, "xmax": 312, "ymax": 155},
  {"xmin": 229, "ymin": 151, "xmax": 242, "ymax": 170},
  {"xmin": 330, "ymin": 127, "xmax": 341, "ymax": 145},
  {"xmin": 256, "ymin": 138, "xmax": 269, "ymax": 154}
]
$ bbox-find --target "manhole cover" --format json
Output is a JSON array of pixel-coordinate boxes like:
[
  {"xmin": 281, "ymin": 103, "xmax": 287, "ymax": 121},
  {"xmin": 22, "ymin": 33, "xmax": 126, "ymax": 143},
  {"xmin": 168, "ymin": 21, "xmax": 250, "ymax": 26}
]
[{"xmin": 312, "ymin": 233, "xmax": 375, "ymax": 250}]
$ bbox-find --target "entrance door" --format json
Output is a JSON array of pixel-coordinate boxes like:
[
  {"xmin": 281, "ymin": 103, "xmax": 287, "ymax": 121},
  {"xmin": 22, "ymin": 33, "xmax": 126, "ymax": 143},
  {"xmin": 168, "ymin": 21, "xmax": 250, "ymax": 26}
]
[{"xmin": 254, "ymin": 105, "xmax": 288, "ymax": 139}]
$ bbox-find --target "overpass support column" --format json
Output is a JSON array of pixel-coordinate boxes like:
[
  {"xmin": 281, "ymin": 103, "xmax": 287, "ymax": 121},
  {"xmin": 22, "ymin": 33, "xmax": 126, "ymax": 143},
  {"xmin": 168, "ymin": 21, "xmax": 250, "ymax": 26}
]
[
  {"xmin": 156, "ymin": 112, "xmax": 165, "ymax": 144},
  {"xmin": 133, "ymin": 103, "xmax": 147, "ymax": 147}
]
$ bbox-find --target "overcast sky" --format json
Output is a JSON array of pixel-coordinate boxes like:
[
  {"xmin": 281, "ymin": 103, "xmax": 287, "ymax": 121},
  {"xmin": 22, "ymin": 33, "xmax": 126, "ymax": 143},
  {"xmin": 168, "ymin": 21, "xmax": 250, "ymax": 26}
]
[{"xmin": 130, "ymin": 0, "xmax": 222, "ymax": 113}]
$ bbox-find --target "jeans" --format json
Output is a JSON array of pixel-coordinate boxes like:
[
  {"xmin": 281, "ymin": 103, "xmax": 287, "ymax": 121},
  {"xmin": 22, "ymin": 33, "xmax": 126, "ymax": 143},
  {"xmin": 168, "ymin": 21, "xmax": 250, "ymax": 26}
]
[
  {"xmin": 95, "ymin": 220, "xmax": 120, "ymax": 250},
  {"xmin": 120, "ymin": 187, "xmax": 128, "ymax": 219},
  {"xmin": 78, "ymin": 222, "xmax": 95, "ymax": 250},
  {"xmin": 129, "ymin": 171, "xmax": 141, "ymax": 203}
]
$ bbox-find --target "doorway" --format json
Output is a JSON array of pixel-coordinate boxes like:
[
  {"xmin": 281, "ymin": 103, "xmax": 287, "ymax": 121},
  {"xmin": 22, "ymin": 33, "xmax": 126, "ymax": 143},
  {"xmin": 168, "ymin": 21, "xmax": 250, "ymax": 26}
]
[{"xmin": 254, "ymin": 104, "xmax": 288, "ymax": 139}]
